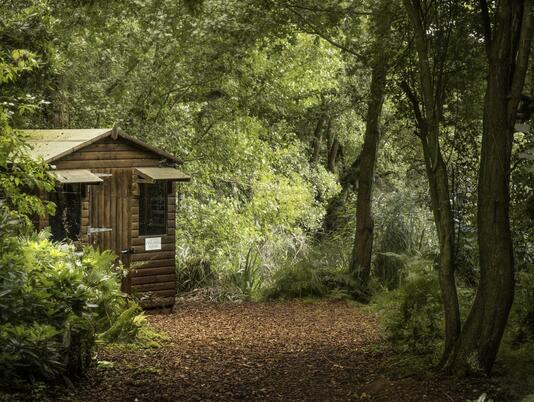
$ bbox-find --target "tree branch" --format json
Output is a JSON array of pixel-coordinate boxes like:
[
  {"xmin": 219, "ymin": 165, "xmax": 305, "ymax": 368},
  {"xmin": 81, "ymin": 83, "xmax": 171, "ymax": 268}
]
[
  {"xmin": 479, "ymin": 0, "xmax": 493, "ymax": 56},
  {"xmin": 400, "ymin": 80, "xmax": 427, "ymax": 138},
  {"xmin": 508, "ymin": 0, "xmax": 534, "ymax": 122},
  {"xmin": 286, "ymin": 8, "xmax": 365, "ymax": 61}
]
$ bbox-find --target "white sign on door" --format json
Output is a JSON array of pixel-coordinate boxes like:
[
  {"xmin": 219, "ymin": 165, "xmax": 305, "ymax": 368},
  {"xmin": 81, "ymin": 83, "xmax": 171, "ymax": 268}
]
[{"xmin": 145, "ymin": 237, "xmax": 162, "ymax": 251}]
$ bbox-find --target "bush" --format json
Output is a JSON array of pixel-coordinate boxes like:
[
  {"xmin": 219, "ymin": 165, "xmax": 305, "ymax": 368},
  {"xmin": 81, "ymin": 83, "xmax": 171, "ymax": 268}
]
[
  {"xmin": 222, "ymin": 247, "xmax": 263, "ymax": 300},
  {"xmin": 0, "ymin": 207, "xmax": 139, "ymax": 386},
  {"xmin": 263, "ymin": 259, "xmax": 362, "ymax": 300},
  {"xmin": 377, "ymin": 256, "xmax": 443, "ymax": 356},
  {"xmin": 176, "ymin": 257, "xmax": 214, "ymax": 292},
  {"xmin": 507, "ymin": 267, "xmax": 534, "ymax": 346},
  {"xmin": 99, "ymin": 304, "xmax": 146, "ymax": 343}
]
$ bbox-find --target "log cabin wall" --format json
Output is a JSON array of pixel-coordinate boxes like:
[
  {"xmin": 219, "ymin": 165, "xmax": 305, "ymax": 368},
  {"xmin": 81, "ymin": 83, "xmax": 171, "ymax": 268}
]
[
  {"xmin": 130, "ymin": 180, "xmax": 176, "ymax": 307},
  {"xmin": 50, "ymin": 136, "xmax": 177, "ymax": 307}
]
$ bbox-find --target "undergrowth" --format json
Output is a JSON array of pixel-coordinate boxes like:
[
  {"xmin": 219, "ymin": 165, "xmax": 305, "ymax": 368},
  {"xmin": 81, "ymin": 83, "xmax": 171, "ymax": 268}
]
[{"xmin": 0, "ymin": 207, "xmax": 149, "ymax": 390}]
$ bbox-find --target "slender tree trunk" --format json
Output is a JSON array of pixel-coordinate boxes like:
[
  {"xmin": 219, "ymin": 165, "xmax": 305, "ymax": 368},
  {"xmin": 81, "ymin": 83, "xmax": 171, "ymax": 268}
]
[
  {"xmin": 327, "ymin": 138, "xmax": 339, "ymax": 173},
  {"xmin": 446, "ymin": 0, "xmax": 533, "ymax": 375},
  {"xmin": 326, "ymin": 119, "xmax": 340, "ymax": 173},
  {"xmin": 311, "ymin": 115, "xmax": 325, "ymax": 165},
  {"xmin": 349, "ymin": 0, "xmax": 393, "ymax": 289},
  {"xmin": 401, "ymin": 0, "xmax": 461, "ymax": 364}
]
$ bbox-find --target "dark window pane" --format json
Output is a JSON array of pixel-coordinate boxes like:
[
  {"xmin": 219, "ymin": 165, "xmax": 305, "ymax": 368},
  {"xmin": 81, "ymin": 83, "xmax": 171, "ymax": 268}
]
[
  {"xmin": 49, "ymin": 184, "xmax": 82, "ymax": 242},
  {"xmin": 139, "ymin": 182, "xmax": 167, "ymax": 236}
]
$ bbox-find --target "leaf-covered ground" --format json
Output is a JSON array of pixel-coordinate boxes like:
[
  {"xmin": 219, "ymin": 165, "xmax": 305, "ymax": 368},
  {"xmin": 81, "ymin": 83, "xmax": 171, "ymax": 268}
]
[{"xmin": 48, "ymin": 301, "xmax": 486, "ymax": 401}]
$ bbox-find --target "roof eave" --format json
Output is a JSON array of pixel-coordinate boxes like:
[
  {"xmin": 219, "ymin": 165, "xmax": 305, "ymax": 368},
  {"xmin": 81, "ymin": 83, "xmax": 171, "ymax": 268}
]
[
  {"xmin": 44, "ymin": 129, "xmax": 114, "ymax": 163},
  {"xmin": 117, "ymin": 130, "xmax": 183, "ymax": 165}
]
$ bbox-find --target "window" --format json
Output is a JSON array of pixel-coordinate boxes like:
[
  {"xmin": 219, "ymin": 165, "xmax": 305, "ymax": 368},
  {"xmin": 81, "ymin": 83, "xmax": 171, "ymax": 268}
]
[
  {"xmin": 49, "ymin": 184, "xmax": 82, "ymax": 242},
  {"xmin": 139, "ymin": 182, "xmax": 167, "ymax": 236}
]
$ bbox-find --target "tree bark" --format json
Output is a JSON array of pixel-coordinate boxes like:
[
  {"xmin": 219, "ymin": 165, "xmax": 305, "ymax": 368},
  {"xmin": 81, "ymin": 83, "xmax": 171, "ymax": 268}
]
[
  {"xmin": 326, "ymin": 119, "xmax": 340, "ymax": 173},
  {"xmin": 311, "ymin": 115, "xmax": 325, "ymax": 165},
  {"xmin": 401, "ymin": 0, "xmax": 461, "ymax": 365},
  {"xmin": 446, "ymin": 0, "xmax": 533, "ymax": 375},
  {"xmin": 349, "ymin": 0, "xmax": 393, "ymax": 289}
]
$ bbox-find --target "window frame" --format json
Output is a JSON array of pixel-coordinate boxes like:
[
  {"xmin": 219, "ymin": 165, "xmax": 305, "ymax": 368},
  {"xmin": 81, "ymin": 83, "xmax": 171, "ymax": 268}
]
[
  {"xmin": 138, "ymin": 181, "xmax": 168, "ymax": 237},
  {"xmin": 49, "ymin": 183, "xmax": 83, "ymax": 242}
]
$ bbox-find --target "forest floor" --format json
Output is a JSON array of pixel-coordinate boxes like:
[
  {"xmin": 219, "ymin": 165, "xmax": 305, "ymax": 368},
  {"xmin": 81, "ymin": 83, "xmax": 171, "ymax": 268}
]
[{"xmin": 44, "ymin": 301, "xmax": 497, "ymax": 402}]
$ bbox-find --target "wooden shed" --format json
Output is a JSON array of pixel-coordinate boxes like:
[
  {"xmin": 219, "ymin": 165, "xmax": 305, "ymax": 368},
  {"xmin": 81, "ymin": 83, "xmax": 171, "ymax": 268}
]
[{"xmin": 24, "ymin": 128, "xmax": 190, "ymax": 307}]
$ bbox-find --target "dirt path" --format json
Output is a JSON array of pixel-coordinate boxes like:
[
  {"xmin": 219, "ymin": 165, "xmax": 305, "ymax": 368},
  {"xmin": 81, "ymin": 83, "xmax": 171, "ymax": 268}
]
[{"xmin": 51, "ymin": 301, "xmax": 482, "ymax": 401}]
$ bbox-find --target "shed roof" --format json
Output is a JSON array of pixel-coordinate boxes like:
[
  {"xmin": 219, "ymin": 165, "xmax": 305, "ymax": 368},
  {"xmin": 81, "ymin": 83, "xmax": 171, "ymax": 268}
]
[
  {"xmin": 136, "ymin": 167, "xmax": 190, "ymax": 182},
  {"xmin": 22, "ymin": 128, "xmax": 182, "ymax": 164}
]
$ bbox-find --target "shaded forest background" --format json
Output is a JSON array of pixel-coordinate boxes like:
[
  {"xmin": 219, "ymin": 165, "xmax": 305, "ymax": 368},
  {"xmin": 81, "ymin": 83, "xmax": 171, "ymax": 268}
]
[{"xmin": 1, "ymin": 0, "xmax": 534, "ymax": 399}]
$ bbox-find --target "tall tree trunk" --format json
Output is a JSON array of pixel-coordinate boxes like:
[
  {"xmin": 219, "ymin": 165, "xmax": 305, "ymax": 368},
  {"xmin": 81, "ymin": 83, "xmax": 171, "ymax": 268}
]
[
  {"xmin": 401, "ymin": 0, "xmax": 461, "ymax": 364},
  {"xmin": 446, "ymin": 0, "xmax": 533, "ymax": 375},
  {"xmin": 47, "ymin": 76, "xmax": 68, "ymax": 128},
  {"xmin": 349, "ymin": 0, "xmax": 393, "ymax": 289}
]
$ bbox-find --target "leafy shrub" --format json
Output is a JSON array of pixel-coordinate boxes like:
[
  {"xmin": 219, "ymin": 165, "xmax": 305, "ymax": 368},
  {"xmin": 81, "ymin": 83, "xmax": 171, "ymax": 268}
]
[
  {"xmin": 507, "ymin": 267, "xmax": 534, "ymax": 346},
  {"xmin": 99, "ymin": 304, "xmax": 146, "ymax": 343},
  {"xmin": 263, "ymin": 262, "xmax": 362, "ymax": 300},
  {"xmin": 263, "ymin": 263, "xmax": 325, "ymax": 299},
  {"xmin": 223, "ymin": 247, "xmax": 263, "ymax": 300},
  {"xmin": 378, "ymin": 256, "xmax": 443, "ymax": 356},
  {"xmin": 176, "ymin": 257, "xmax": 214, "ymax": 292},
  {"xmin": 0, "ymin": 207, "xmax": 140, "ymax": 386},
  {"xmin": 373, "ymin": 189, "xmax": 438, "ymax": 291}
]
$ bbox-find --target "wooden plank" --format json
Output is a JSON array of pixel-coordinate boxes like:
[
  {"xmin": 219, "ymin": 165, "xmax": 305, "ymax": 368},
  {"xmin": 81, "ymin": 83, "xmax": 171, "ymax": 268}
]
[
  {"xmin": 131, "ymin": 274, "xmax": 176, "ymax": 285},
  {"xmin": 132, "ymin": 242, "xmax": 175, "ymax": 253},
  {"xmin": 131, "ymin": 281, "xmax": 176, "ymax": 292},
  {"xmin": 131, "ymin": 251, "xmax": 175, "ymax": 262},
  {"xmin": 55, "ymin": 159, "xmax": 161, "ymax": 169},
  {"xmin": 61, "ymin": 150, "xmax": 157, "ymax": 161},
  {"xmin": 83, "ymin": 143, "xmax": 140, "ymax": 152},
  {"xmin": 131, "ymin": 266, "xmax": 175, "ymax": 277},
  {"xmin": 130, "ymin": 259, "xmax": 175, "ymax": 269},
  {"xmin": 131, "ymin": 236, "xmax": 174, "ymax": 246}
]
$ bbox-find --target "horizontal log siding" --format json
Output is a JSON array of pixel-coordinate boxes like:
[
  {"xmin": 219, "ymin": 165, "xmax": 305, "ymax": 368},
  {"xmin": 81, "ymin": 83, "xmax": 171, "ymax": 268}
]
[
  {"xmin": 53, "ymin": 137, "xmax": 162, "ymax": 170},
  {"xmin": 52, "ymin": 136, "xmax": 177, "ymax": 306},
  {"xmin": 130, "ymin": 175, "xmax": 177, "ymax": 307}
]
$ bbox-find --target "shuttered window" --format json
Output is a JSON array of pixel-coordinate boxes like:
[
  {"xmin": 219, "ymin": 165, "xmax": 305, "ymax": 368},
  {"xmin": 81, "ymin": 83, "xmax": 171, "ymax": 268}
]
[{"xmin": 139, "ymin": 182, "xmax": 167, "ymax": 236}]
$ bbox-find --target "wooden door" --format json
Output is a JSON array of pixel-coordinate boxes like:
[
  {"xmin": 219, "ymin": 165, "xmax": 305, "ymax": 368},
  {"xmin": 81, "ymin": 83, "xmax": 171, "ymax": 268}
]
[{"xmin": 88, "ymin": 168, "xmax": 132, "ymax": 291}]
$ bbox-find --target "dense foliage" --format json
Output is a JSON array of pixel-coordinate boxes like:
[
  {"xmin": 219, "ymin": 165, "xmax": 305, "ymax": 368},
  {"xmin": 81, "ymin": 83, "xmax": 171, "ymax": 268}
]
[{"xmin": 0, "ymin": 206, "xmax": 136, "ymax": 385}]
